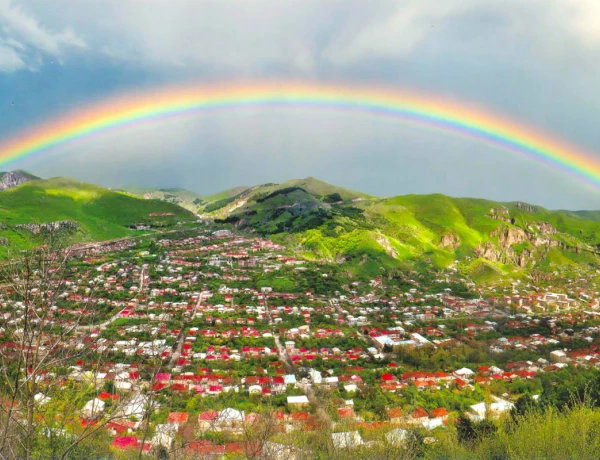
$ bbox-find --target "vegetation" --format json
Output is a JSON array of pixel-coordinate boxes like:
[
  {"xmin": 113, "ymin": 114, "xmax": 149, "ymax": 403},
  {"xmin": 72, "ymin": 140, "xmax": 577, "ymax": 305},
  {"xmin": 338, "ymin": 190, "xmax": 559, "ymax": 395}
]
[
  {"xmin": 119, "ymin": 186, "xmax": 204, "ymax": 212},
  {"xmin": 201, "ymin": 178, "xmax": 600, "ymax": 281},
  {"xmin": 0, "ymin": 177, "xmax": 194, "ymax": 252}
]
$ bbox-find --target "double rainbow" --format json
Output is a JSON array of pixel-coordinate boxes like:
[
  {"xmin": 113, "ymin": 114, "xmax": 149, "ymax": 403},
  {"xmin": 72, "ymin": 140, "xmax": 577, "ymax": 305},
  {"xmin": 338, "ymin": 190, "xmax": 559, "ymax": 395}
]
[{"xmin": 0, "ymin": 82, "xmax": 598, "ymax": 185}]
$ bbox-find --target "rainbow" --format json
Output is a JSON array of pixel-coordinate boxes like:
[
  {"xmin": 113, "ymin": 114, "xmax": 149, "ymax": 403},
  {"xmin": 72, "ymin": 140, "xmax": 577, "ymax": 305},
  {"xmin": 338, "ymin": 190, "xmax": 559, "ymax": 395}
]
[{"xmin": 1, "ymin": 82, "xmax": 599, "ymax": 185}]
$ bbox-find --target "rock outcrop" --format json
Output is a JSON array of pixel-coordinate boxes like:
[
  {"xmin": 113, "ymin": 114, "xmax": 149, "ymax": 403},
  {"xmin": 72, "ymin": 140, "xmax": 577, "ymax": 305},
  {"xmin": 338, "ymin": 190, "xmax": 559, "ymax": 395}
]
[
  {"xmin": 474, "ymin": 221, "xmax": 566, "ymax": 267},
  {"xmin": 474, "ymin": 241, "xmax": 536, "ymax": 267},
  {"xmin": 0, "ymin": 171, "xmax": 35, "ymax": 191},
  {"xmin": 516, "ymin": 202, "xmax": 536, "ymax": 212},
  {"xmin": 15, "ymin": 220, "xmax": 79, "ymax": 235},
  {"xmin": 485, "ymin": 207, "xmax": 512, "ymax": 223},
  {"xmin": 527, "ymin": 222, "xmax": 558, "ymax": 235},
  {"xmin": 493, "ymin": 226, "xmax": 528, "ymax": 247},
  {"xmin": 474, "ymin": 242, "xmax": 502, "ymax": 262},
  {"xmin": 375, "ymin": 234, "xmax": 399, "ymax": 259},
  {"xmin": 439, "ymin": 231, "xmax": 461, "ymax": 249}
]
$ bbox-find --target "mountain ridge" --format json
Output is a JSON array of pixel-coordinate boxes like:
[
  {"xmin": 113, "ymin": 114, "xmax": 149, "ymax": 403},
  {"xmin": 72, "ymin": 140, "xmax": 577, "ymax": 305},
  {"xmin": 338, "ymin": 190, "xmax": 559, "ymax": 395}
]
[
  {"xmin": 2, "ymin": 172, "xmax": 600, "ymax": 281},
  {"xmin": 190, "ymin": 177, "xmax": 600, "ymax": 281}
]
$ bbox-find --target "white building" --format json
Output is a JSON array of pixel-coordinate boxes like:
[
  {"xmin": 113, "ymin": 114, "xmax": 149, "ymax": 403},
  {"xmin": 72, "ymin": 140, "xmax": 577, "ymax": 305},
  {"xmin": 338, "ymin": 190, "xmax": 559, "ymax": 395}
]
[{"xmin": 82, "ymin": 398, "xmax": 105, "ymax": 419}]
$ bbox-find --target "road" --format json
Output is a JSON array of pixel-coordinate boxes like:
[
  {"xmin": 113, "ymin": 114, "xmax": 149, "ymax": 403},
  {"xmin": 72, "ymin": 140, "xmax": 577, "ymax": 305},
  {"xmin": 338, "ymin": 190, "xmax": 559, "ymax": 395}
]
[
  {"xmin": 76, "ymin": 268, "xmax": 146, "ymax": 332},
  {"xmin": 76, "ymin": 310, "xmax": 123, "ymax": 332},
  {"xmin": 273, "ymin": 333, "xmax": 333, "ymax": 427},
  {"xmin": 168, "ymin": 291, "xmax": 203, "ymax": 369}
]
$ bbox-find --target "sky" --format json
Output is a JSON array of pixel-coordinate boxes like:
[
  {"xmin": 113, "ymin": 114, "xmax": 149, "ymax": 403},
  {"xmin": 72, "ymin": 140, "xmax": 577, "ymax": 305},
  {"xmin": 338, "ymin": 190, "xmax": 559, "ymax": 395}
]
[{"xmin": 2, "ymin": 0, "xmax": 600, "ymax": 209}]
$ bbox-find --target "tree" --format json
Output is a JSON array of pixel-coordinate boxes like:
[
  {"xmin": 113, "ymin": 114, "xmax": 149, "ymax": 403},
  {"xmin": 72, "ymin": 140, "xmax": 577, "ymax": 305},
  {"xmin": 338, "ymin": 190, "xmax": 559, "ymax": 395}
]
[
  {"xmin": 0, "ymin": 235, "xmax": 159, "ymax": 459},
  {"xmin": 456, "ymin": 415, "xmax": 476, "ymax": 446}
]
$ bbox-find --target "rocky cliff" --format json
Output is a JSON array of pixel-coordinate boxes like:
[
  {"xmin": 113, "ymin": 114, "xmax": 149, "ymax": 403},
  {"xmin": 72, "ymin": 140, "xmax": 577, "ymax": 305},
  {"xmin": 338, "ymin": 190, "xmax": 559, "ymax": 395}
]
[
  {"xmin": 14, "ymin": 220, "xmax": 79, "ymax": 235},
  {"xmin": 0, "ymin": 171, "xmax": 38, "ymax": 191}
]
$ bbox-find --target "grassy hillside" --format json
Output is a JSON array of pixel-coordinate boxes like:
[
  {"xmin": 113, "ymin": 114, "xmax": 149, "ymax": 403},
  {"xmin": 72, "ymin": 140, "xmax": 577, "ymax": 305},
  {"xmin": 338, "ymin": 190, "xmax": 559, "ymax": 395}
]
[
  {"xmin": 199, "ymin": 177, "xmax": 368, "ymax": 216},
  {"xmin": 0, "ymin": 177, "xmax": 194, "ymax": 250},
  {"xmin": 205, "ymin": 178, "xmax": 600, "ymax": 280},
  {"xmin": 202, "ymin": 186, "xmax": 250, "ymax": 203},
  {"xmin": 120, "ymin": 186, "xmax": 203, "ymax": 212}
]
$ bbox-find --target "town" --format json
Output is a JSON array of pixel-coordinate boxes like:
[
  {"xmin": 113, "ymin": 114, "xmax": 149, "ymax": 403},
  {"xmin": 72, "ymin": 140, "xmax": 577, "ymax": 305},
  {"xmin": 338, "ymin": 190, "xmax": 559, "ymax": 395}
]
[{"xmin": 3, "ymin": 225, "xmax": 600, "ymax": 458}]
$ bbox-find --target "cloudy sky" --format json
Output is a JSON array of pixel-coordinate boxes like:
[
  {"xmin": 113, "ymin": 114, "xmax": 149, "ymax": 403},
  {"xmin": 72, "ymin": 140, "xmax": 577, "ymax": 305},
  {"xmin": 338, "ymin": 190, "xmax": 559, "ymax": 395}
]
[{"xmin": 1, "ymin": 0, "xmax": 600, "ymax": 209}]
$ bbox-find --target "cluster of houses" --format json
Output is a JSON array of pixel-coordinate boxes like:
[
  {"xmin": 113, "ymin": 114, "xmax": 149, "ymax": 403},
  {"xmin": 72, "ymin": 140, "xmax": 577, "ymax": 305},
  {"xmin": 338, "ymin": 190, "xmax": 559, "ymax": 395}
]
[{"xmin": 6, "ymin": 227, "xmax": 600, "ymax": 455}]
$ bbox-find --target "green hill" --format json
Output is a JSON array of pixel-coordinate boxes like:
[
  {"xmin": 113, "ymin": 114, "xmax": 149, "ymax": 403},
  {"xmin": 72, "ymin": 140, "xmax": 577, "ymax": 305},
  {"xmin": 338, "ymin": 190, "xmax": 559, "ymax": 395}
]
[
  {"xmin": 119, "ymin": 186, "xmax": 204, "ymax": 212},
  {"xmin": 0, "ymin": 170, "xmax": 40, "ymax": 181},
  {"xmin": 205, "ymin": 178, "xmax": 600, "ymax": 280},
  {"xmin": 202, "ymin": 186, "xmax": 250, "ymax": 204},
  {"xmin": 198, "ymin": 177, "xmax": 368, "ymax": 216},
  {"xmin": 0, "ymin": 177, "xmax": 194, "ymax": 251}
]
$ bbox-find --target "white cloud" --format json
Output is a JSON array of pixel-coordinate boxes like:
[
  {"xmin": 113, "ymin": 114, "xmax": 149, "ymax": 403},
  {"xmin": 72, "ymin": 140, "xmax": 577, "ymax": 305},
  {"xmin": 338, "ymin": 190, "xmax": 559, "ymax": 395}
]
[
  {"xmin": 0, "ymin": 41, "xmax": 26, "ymax": 71},
  {"xmin": 0, "ymin": 0, "xmax": 85, "ymax": 72},
  {"xmin": 569, "ymin": 0, "xmax": 600, "ymax": 45},
  {"xmin": 322, "ymin": 1, "xmax": 465, "ymax": 64},
  {"xmin": 10, "ymin": 0, "xmax": 600, "ymax": 75}
]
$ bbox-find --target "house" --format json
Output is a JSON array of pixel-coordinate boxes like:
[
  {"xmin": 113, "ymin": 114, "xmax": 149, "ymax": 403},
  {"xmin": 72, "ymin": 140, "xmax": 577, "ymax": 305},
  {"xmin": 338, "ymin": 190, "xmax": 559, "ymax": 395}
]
[
  {"xmin": 430, "ymin": 408, "xmax": 449, "ymax": 420},
  {"xmin": 198, "ymin": 411, "xmax": 219, "ymax": 432},
  {"xmin": 81, "ymin": 398, "xmax": 105, "ymax": 419},
  {"xmin": 386, "ymin": 428, "xmax": 408, "ymax": 446},
  {"xmin": 387, "ymin": 408, "xmax": 403, "ymax": 424},
  {"xmin": 469, "ymin": 397, "xmax": 514, "ymax": 421},
  {"xmin": 167, "ymin": 412, "xmax": 188, "ymax": 425},
  {"xmin": 550, "ymin": 350, "xmax": 568, "ymax": 363},
  {"xmin": 151, "ymin": 423, "xmax": 178, "ymax": 449},
  {"xmin": 454, "ymin": 368, "xmax": 475, "ymax": 379},
  {"xmin": 122, "ymin": 394, "xmax": 156, "ymax": 420},
  {"xmin": 422, "ymin": 418, "xmax": 444, "ymax": 430},
  {"xmin": 331, "ymin": 431, "xmax": 363, "ymax": 449},
  {"xmin": 217, "ymin": 408, "xmax": 245, "ymax": 430},
  {"xmin": 337, "ymin": 408, "xmax": 355, "ymax": 419},
  {"xmin": 111, "ymin": 436, "xmax": 151, "ymax": 452},
  {"xmin": 261, "ymin": 441, "xmax": 304, "ymax": 460},
  {"xmin": 287, "ymin": 395, "xmax": 309, "ymax": 406},
  {"xmin": 410, "ymin": 407, "xmax": 429, "ymax": 423}
]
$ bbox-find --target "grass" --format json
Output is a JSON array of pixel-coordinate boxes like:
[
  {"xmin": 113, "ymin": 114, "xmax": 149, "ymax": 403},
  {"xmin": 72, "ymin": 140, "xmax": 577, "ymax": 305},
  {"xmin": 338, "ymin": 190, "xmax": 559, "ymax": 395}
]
[
  {"xmin": 202, "ymin": 186, "xmax": 250, "ymax": 203},
  {"xmin": 119, "ymin": 186, "xmax": 204, "ymax": 212},
  {"xmin": 203, "ymin": 177, "xmax": 600, "ymax": 279},
  {"xmin": 0, "ymin": 177, "xmax": 194, "ymax": 249}
]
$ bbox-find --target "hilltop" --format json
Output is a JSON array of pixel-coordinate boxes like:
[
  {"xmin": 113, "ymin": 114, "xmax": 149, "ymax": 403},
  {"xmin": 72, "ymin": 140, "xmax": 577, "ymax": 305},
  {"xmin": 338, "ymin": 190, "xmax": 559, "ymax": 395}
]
[
  {"xmin": 6, "ymin": 173, "xmax": 600, "ymax": 282},
  {"xmin": 0, "ymin": 177, "xmax": 194, "ymax": 251},
  {"xmin": 0, "ymin": 170, "xmax": 40, "ymax": 190},
  {"xmin": 198, "ymin": 177, "xmax": 368, "ymax": 216},
  {"xmin": 120, "ymin": 186, "xmax": 204, "ymax": 212},
  {"xmin": 200, "ymin": 178, "xmax": 600, "ymax": 281}
]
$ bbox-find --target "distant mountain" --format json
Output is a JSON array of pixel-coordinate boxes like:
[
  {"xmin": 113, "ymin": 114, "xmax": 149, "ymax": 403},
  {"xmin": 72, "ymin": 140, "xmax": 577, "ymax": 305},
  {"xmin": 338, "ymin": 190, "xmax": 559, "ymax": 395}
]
[
  {"xmin": 198, "ymin": 177, "xmax": 368, "ymax": 216},
  {"xmin": 204, "ymin": 177, "xmax": 600, "ymax": 281},
  {"xmin": 202, "ymin": 186, "xmax": 250, "ymax": 204},
  {"xmin": 0, "ymin": 170, "xmax": 40, "ymax": 191},
  {"xmin": 120, "ymin": 186, "xmax": 203, "ymax": 212},
  {"xmin": 0, "ymin": 177, "xmax": 194, "ymax": 251}
]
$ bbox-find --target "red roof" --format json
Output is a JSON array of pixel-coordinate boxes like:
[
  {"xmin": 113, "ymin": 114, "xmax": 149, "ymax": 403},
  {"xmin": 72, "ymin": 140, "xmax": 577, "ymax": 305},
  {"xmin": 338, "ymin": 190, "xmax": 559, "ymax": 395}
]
[
  {"xmin": 198, "ymin": 410, "xmax": 219, "ymax": 421},
  {"xmin": 167, "ymin": 412, "xmax": 189, "ymax": 424},
  {"xmin": 111, "ymin": 437, "xmax": 150, "ymax": 451},
  {"xmin": 289, "ymin": 412, "xmax": 310, "ymax": 421},
  {"xmin": 387, "ymin": 408, "xmax": 403, "ymax": 419},
  {"xmin": 338, "ymin": 408, "xmax": 355, "ymax": 419},
  {"xmin": 430, "ymin": 408, "xmax": 448, "ymax": 418},
  {"xmin": 412, "ymin": 407, "xmax": 429, "ymax": 419},
  {"xmin": 187, "ymin": 441, "xmax": 225, "ymax": 456}
]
